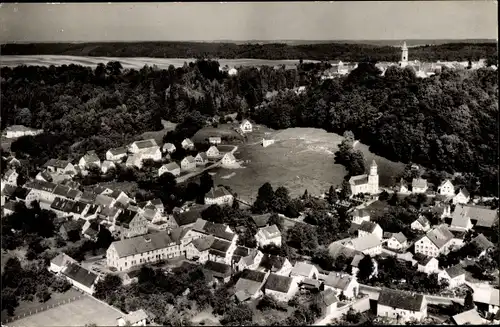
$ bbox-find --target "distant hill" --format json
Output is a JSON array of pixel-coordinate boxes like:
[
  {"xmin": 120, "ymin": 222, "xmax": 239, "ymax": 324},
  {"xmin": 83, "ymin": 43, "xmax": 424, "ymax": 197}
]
[{"xmin": 1, "ymin": 40, "xmax": 497, "ymax": 62}]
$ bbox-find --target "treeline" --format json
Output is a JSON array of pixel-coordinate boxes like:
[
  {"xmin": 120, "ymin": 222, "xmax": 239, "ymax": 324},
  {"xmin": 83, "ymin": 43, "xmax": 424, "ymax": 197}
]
[
  {"xmin": 1, "ymin": 41, "xmax": 497, "ymax": 62},
  {"xmin": 252, "ymin": 64, "xmax": 499, "ymax": 196}
]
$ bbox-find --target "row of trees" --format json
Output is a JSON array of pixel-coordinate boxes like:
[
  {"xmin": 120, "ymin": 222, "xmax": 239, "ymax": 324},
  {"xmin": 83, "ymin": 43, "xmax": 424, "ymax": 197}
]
[{"xmin": 2, "ymin": 41, "xmax": 497, "ymax": 62}]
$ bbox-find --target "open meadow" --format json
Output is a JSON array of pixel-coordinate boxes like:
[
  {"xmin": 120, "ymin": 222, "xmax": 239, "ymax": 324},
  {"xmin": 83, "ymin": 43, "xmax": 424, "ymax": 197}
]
[
  {"xmin": 7, "ymin": 295, "xmax": 124, "ymax": 327},
  {"xmin": 208, "ymin": 125, "xmax": 405, "ymax": 204}
]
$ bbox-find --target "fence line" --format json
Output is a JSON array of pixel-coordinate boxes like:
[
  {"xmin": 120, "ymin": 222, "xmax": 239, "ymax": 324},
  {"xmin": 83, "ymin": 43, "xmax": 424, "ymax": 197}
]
[{"xmin": 1, "ymin": 288, "xmax": 85, "ymax": 324}]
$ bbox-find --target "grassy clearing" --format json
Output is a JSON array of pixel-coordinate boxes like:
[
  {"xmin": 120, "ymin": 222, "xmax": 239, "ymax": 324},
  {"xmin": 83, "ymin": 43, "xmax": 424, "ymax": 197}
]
[
  {"xmin": 7, "ymin": 295, "xmax": 123, "ymax": 327},
  {"xmin": 209, "ymin": 126, "xmax": 405, "ymax": 204}
]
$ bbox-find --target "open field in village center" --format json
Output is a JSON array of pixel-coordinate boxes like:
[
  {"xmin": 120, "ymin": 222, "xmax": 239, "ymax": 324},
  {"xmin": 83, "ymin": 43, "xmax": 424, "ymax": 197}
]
[
  {"xmin": 6, "ymin": 295, "xmax": 124, "ymax": 327},
  {"xmin": 206, "ymin": 125, "xmax": 406, "ymax": 204}
]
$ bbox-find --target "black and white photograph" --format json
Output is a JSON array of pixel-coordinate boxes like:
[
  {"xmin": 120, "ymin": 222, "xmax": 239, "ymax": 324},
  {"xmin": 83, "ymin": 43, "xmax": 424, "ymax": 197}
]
[{"xmin": 0, "ymin": 1, "xmax": 498, "ymax": 326}]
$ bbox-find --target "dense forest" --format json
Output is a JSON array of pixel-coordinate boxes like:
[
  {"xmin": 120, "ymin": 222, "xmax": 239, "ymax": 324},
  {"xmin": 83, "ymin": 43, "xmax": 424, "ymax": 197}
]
[
  {"xmin": 1, "ymin": 41, "xmax": 498, "ymax": 62},
  {"xmin": 1, "ymin": 57, "xmax": 498, "ymax": 196}
]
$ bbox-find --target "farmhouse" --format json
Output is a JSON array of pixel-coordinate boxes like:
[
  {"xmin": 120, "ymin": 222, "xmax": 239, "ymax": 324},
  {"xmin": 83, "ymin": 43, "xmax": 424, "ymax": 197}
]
[
  {"xmin": 412, "ymin": 178, "xmax": 428, "ymax": 193},
  {"xmin": 195, "ymin": 152, "xmax": 208, "ymax": 166},
  {"xmin": 208, "ymin": 238, "xmax": 237, "ymax": 265},
  {"xmin": 453, "ymin": 204, "xmax": 498, "ymax": 228},
  {"xmin": 181, "ymin": 138, "xmax": 195, "ymax": 150},
  {"xmin": 352, "ymin": 209, "xmax": 370, "ymax": 224},
  {"xmin": 2, "ymin": 169, "xmax": 18, "ymax": 186},
  {"xmin": 221, "ymin": 152, "xmax": 237, "ymax": 166},
  {"xmin": 318, "ymin": 289, "xmax": 340, "ymax": 316},
  {"xmin": 438, "ymin": 265, "xmax": 466, "ymax": 289},
  {"xmin": 101, "ymin": 160, "xmax": 116, "ymax": 174},
  {"xmin": 452, "ymin": 309, "xmax": 488, "ymax": 325},
  {"xmin": 357, "ymin": 221, "xmax": 383, "ymax": 240},
  {"xmin": 411, "ymin": 216, "xmax": 431, "ymax": 232},
  {"xmin": 232, "ymin": 247, "xmax": 264, "ymax": 272},
  {"xmin": 188, "ymin": 218, "xmax": 237, "ymax": 244},
  {"xmin": 24, "ymin": 180, "xmax": 58, "ymax": 203},
  {"xmin": 181, "ymin": 156, "xmax": 196, "ymax": 171},
  {"xmin": 414, "ymin": 254, "xmax": 439, "ymax": 275},
  {"xmin": 437, "ymin": 179, "xmax": 455, "ymax": 196},
  {"xmin": 117, "ymin": 309, "xmax": 149, "ymax": 326},
  {"xmin": 79, "ymin": 150, "xmax": 101, "ymax": 169},
  {"xmin": 255, "ymin": 224, "xmax": 282, "ymax": 248},
  {"xmin": 159, "ymin": 162, "xmax": 181, "ymax": 177},
  {"xmin": 258, "ymin": 254, "xmax": 293, "ymax": 276},
  {"xmin": 323, "ymin": 272, "xmax": 359, "ymax": 299},
  {"xmin": 204, "ymin": 186, "xmax": 234, "ymax": 206},
  {"xmin": 185, "ymin": 235, "xmax": 214, "ymax": 263},
  {"xmin": 49, "ymin": 252, "xmax": 77, "ymax": 274},
  {"xmin": 450, "ymin": 209, "xmax": 474, "ymax": 231},
  {"xmin": 106, "ymin": 147, "xmax": 128, "ymax": 161},
  {"xmin": 346, "ymin": 234, "xmax": 382, "ymax": 256},
  {"xmin": 415, "ymin": 225, "xmax": 454, "ymax": 257},
  {"xmin": 251, "ymin": 213, "xmax": 271, "ymax": 228},
  {"xmin": 126, "ymin": 154, "xmax": 144, "ymax": 169},
  {"xmin": 162, "ymin": 143, "xmax": 176, "ymax": 154},
  {"xmin": 349, "ymin": 160, "xmax": 379, "ymax": 196},
  {"xmin": 377, "ymin": 288, "xmax": 427, "ymax": 322},
  {"xmin": 473, "ymin": 287, "xmax": 500, "ymax": 315},
  {"xmin": 115, "ymin": 211, "xmax": 149, "ymax": 239},
  {"xmin": 129, "ymin": 139, "xmax": 158, "ymax": 154},
  {"xmin": 234, "ymin": 269, "xmax": 269, "ymax": 302},
  {"xmin": 203, "ymin": 260, "xmax": 233, "ymax": 283},
  {"xmin": 471, "ymin": 234, "xmax": 495, "ymax": 257},
  {"xmin": 453, "ymin": 188, "xmax": 470, "ymax": 205},
  {"xmin": 106, "ymin": 230, "xmax": 186, "ymax": 271},
  {"xmin": 239, "ymin": 119, "xmax": 253, "ymax": 133},
  {"xmin": 206, "ymin": 145, "xmax": 220, "ymax": 158},
  {"xmin": 387, "ymin": 232, "xmax": 408, "ymax": 251},
  {"xmin": 61, "ymin": 263, "xmax": 99, "ymax": 295},
  {"xmin": 263, "ymin": 273, "xmax": 299, "ymax": 302},
  {"xmin": 43, "ymin": 159, "xmax": 76, "ymax": 175},
  {"xmin": 4, "ymin": 124, "xmax": 43, "ymax": 138},
  {"xmin": 140, "ymin": 146, "xmax": 162, "ymax": 162},
  {"xmin": 289, "ymin": 262, "xmax": 319, "ymax": 281}
]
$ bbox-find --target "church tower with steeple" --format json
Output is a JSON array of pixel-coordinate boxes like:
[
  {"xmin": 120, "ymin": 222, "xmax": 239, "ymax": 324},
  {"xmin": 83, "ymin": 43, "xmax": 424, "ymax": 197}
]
[
  {"xmin": 368, "ymin": 160, "xmax": 379, "ymax": 194},
  {"xmin": 400, "ymin": 41, "xmax": 409, "ymax": 68}
]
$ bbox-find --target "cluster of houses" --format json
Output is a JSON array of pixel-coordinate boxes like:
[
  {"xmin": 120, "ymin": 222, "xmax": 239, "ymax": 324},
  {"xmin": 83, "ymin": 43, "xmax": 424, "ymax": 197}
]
[
  {"xmin": 398, "ymin": 177, "xmax": 471, "ymax": 205},
  {"xmin": 2, "ymin": 124, "xmax": 44, "ymax": 139}
]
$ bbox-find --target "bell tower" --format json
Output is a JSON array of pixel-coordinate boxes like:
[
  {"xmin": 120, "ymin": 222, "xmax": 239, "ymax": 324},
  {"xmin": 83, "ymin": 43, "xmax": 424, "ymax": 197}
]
[
  {"xmin": 400, "ymin": 41, "xmax": 408, "ymax": 68},
  {"xmin": 368, "ymin": 160, "xmax": 379, "ymax": 194}
]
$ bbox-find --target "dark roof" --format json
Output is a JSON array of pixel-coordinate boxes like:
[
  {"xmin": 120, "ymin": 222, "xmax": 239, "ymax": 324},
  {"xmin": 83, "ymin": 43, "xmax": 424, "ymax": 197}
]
[
  {"xmin": 320, "ymin": 288, "xmax": 339, "ymax": 307},
  {"xmin": 472, "ymin": 234, "xmax": 495, "ymax": 250},
  {"xmin": 259, "ymin": 254, "xmax": 287, "ymax": 272},
  {"xmin": 359, "ymin": 221, "xmax": 378, "ymax": 233},
  {"xmin": 116, "ymin": 209, "xmax": 137, "ymax": 226},
  {"xmin": 62, "ymin": 263, "xmax": 98, "ymax": 288},
  {"xmin": 233, "ymin": 246, "xmax": 250, "ymax": 258},
  {"xmin": 24, "ymin": 180, "xmax": 57, "ymax": 193},
  {"xmin": 173, "ymin": 206, "xmax": 206, "ymax": 226},
  {"xmin": 78, "ymin": 191, "xmax": 97, "ymax": 203},
  {"xmin": 210, "ymin": 238, "xmax": 231, "ymax": 253},
  {"xmin": 204, "ymin": 260, "xmax": 232, "ymax": 278},
  {"xmin": 445, "ymin": 265, "xmax": 466, "ymax": 278},
  {"xmin": 39, "ymin": 171, "xmax": 53, "ymax": 182},
  {"xmin": 193, "ymin": 219, "xmax": 235, "ymax": 241},
  {"xmin": 61, "ymin": 220, "xmax": 85, "ymax": 233},
  {"xmin": 13, "ymin": 187, "xmax": 30, "ymax": 200},
  {"xmin": 51, "ymin": 197, "xmax": 69, "ymax": 211},
  {"xmin": 265, "ymin": 273, "xmax": 293, "ymax": 293},
  {"xmin": 53, "ymin": 184, "xmax": 71, "ymax": 197},
  {"xmin": 43, "ymin": 159, "xmax": 71, "ymax": 169},
  {"xmin": 251, "ymin": 214, "xmax": 271, "ymax": 228},
  {"xmin": 2, "ymin": 184, "xmax": 18, "ymax": 197},
  {"xmin": 378, "ymin": 288, "xmax": 425, "ymax": 312},
  {"xmin": 239, "ymin": 269, "xmax": 267, "ymax": 283},
  {"xmin": 205, "ymin": 186, "xmax": 232, "ymax": 199},
  {"xmin": 3, "ymin": 200, "xmax": 17, "ymax": 211},
  {"xmin": 413, "ymin": 253, "xmax": 436, "ymax": 266},
  {"xmin": 85, "ymin": 204, "xmax": 99, "ymax": 216}
]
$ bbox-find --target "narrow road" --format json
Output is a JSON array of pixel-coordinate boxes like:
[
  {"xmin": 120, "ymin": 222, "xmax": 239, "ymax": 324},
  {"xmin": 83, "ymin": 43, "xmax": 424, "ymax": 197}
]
[{"xmin": 175, "ymin": 145, "xmax": 238, "ymax": 183}]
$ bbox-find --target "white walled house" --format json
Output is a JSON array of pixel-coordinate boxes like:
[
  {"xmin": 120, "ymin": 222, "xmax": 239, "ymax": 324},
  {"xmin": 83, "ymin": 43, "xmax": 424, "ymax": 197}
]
[
  {"xmin": 204, "ymin": 186, "xmax": 234, "ymax": 206},
  {"xmin": 263, "ymin": 273, "xmax": 299, "ymax": 302},
  {"xmin": 438, "ymin": 265, "xmax": 466, "ymax": 289},
  {"xmin": 106, "ymin": 147, "xmax": 128, "ymax": 162},
  {"xmin": 140, "ymin": 146, "xmax": 162, "ymax": 162},
  {"xmin": 106, "ymin": 230, "xmax": 185, "ymax": 271},
  {"xmin": 411, "ymin": 216, "xmax": 431, "ymax": 232},
  {"xmin": 208, "ymin": 137, "xmax": 222, "ymax": 145},
  {"xmin": 450, "ymin": 211, "xmax": 474, "ymax": 231},
  {"xmin": 101, "ymin": 160, "xmax": 116, "ymax": 174},
  {"xmin": 262, "ymin": 139, "xmax": 275, "ymax": 147},
  {"xmin": 387, "ymin": 232, "xmax": 408, "ymax": 251},
  {"xmin": 258, "ymin": 254, "xmax": 293, "ymax": 276},
  {"xmin": 129, "ymin": 139, "xmax": 158, "ymax": 154},
  {"xmin": 43, "ymin": 159, "xmax": 76, "ymax": 175},
  {"xmin": 437, "ymin": 180, "xmax": 455, "ymax": 197},
  {"xmin": 289, "ymin": 262, "xmax": 319, "ymax": 282},
  {"xmin": 319, "ymin": 289, "xmax": 339, "ymax": 317},
  {"xmin": 195, "ymin": 152, "xmax": 208, "ymax": 166},
  {"xmin": 117, "ymin": 309, "xmax": 149, "ymax": 326},
  {"xmin": 221, "ymin": 152, "xmax": 237, "ymax": 166},
  {"xmin": 255, "ymin": 224, "xmax": 282, "ymax": 248},
  {"xmin": 159, "ymin": 162, "xmax": 181, "ymax": 177},
  {"xmin": 206, "ymin": 146, "xmax": 220, "ymax": 158},
  {"xmin": 49, "ymin": 253, "xmax": 77, "ymax": 274},
  {"xmin": 414, "ymin": 225, "xmax": 454, "ymax": 257},
  {"xmin": 239, "ymin": 120, "xmax": 253, "ymax": 133},
  {"xmin": 2, "ymin": 169, "xmax": 18, "ymax": 186},
  {"xmin": 24, "ymin": 180, "xmax": 57, "ymax": 204},
  {"xmin": 453, "ymin": 188, "xmax": 470, "ymax": 205},
  {"xmin": 352, "ymin": 209, "xmax": 370, "ymax": 224},
  {"xmin": 377, "ymin": 288, "xmax": 428, "ymax": 322},
  {"xmin": 357, "ymin": 221, "xmax": 383, "ymax": 240},
  {"xmin": 181, "ymin": 156, "xmax": 196, "ymax": 171},
  {"xmin": 323, "ymin": 272, "xmax": 359, "ymax": 299},
  {"xmin": 346, "ymin": 234, "xmax": 382, "ymax": 256},
  {"xmin": 233, "ymin": 269, "xmax": 269, "ymax": 302},
  {"xmin": 4, "ymin": 125, "xmax": 43, "ymax": 138},
  {"xmin": 181, "ymin": 138, "xmax": 195, "ymax": 150},
  {"xmin": 473, "ymin": 287, "xmax": 500, "ymax": 315},
  {"xmin": 185, "ymin": 236, "xmax": 213, "ymax": 263},
  {"xmin": 79, "ymin": 151, "xmax": 101, "ymax": 170},
  {"xmin": 412, "ymin": 178, "xmax": 428, "ymax": 194},
  {"xmin": 61, "ymin": 263, "xmax": 99, "ymax": 295},
  {"xmin": 415, "ymin": 256, "xmax": 440, "ymax": 275},
  {"xmin": 125, "ymin": 154, "xmax": 143, "ymax": 169}
]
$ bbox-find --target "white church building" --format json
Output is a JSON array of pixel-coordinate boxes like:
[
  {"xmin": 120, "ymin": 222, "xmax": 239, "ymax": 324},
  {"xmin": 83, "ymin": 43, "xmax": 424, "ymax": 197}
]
[{"xmin": 349, "ymin": 160, "xmax": 379, "ymax": 196}]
